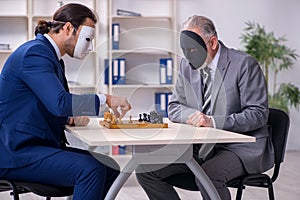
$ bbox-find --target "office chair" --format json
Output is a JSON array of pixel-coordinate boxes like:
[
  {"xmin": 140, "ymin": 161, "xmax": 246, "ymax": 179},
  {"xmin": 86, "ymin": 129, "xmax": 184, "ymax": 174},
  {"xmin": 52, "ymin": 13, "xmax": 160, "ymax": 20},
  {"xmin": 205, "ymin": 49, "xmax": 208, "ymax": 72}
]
[
  {"xmin": 0, "ymin": 179, "xmax": 73, "ymax": 200},
  {"xmin": 164, "ymin": 108, "xmax": 290, "ymax": 200}
]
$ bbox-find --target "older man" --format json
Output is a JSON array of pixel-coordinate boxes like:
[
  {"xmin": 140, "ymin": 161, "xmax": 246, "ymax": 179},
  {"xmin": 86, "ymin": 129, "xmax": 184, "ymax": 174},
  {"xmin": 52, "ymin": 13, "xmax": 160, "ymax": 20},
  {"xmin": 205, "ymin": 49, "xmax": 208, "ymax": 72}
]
[{"xmin": 136, "ymin": 15, "xmax": 274, "ymax": 200}]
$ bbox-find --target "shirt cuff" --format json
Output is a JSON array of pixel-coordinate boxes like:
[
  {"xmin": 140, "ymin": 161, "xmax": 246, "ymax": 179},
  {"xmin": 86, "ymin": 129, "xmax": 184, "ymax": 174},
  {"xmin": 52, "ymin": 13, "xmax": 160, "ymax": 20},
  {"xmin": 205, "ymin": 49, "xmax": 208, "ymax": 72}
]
[{"xmin": 97, "ymin": 94, "xmax": 107, "ymax": 105}]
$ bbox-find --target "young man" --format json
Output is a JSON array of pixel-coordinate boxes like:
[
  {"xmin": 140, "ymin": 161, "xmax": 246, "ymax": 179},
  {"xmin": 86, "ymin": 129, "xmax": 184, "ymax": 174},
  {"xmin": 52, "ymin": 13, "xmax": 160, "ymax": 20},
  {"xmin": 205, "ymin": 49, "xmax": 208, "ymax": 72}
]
[
  {"xmin": 136, "ymin": 15, "xmax": 274, "ymax": 200},
  {"xmin": 0, "ymin": 3, "xmax": 131, "ymax": 200}
]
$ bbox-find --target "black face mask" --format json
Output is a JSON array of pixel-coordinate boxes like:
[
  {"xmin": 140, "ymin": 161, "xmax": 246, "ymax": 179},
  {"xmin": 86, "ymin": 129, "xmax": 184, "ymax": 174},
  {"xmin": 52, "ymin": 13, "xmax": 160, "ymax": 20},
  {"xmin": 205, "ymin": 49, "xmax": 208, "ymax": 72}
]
[{"xmin": 180, "ymin": 30, "xmax": 207, "ymax": 70}]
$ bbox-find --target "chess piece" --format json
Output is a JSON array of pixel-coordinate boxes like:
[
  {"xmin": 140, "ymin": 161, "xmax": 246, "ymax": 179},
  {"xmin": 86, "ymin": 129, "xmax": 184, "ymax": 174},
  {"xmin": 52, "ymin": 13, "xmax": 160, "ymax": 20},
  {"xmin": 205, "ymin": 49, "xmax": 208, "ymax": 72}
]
[
  {"xmin": 104, "ymin": 111, "xmax": 110, "ymax": 122},
  {"xmin": 111, "ymin": 114, "xmax": 117, "ymax": 125},
  {"xmin": 143, "ymin": 113, "xmax": 148, "ymax": 121},
  {"xmin": 138, "ymin": 114, "xmax": 143, "ymax": 122},
  {"xmin": 129, "ymin": 115, "xmax": 133, "ymax": 123},
  {"xmin": 106, "ymin": 112, "xmax": 112, "ymax": 122},
  {"xmin": 104, "ymin": 112, "xmax": 107, "ymax": 121}
]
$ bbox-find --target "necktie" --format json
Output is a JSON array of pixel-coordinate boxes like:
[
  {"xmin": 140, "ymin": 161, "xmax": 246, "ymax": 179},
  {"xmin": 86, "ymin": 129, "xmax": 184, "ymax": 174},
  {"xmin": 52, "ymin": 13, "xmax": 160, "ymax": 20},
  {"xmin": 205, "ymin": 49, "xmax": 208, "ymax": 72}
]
[
  {"xmin": 197, "ymin": 67, "xmax": 214, "ymax": 161},
  {"xmin": 201, "ymin": 67, "xmax": 212, "ymax": 115}
]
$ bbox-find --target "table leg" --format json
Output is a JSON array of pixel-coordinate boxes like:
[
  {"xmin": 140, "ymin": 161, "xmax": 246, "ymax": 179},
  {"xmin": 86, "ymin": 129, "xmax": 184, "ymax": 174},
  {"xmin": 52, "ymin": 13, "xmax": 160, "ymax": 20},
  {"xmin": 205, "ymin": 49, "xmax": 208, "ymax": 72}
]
[
  {"xmin": 104, "ymin": 158, "xmax": 138, "ymax": 200},
  {"xmin": 105, "ymin": 144, "xmax": 221, "ymax": 200},
  {"xmin": 186, "ymin": 158, "xmax": 221, "ymax": 200}
]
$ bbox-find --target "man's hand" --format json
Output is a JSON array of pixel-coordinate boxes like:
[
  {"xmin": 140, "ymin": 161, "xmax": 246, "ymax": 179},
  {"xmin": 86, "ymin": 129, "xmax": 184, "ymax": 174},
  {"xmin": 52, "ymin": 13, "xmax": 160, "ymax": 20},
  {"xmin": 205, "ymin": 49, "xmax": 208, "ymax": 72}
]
[
  {"xmin": 186, "ymin": 111, "xmax": 213, "ymax": 127},
  {"xmin": 105, "ymin": 94, "xmax": 132, "ymax": 119},
  {"xmin": 68, "ymin": 116, "xmax": 90, "ymax": 126}
]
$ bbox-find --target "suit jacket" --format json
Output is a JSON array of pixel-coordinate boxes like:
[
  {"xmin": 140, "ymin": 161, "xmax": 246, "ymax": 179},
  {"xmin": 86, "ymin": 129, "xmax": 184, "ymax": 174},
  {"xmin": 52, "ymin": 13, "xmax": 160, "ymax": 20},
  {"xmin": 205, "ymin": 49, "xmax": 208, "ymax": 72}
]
[
  {"xmin": 168, "ymin": 42, "xmax": 274, "ymax": 174},
  {"xmin": 0, "ymin": 34, "xmax": 100, "ymax": 168}
]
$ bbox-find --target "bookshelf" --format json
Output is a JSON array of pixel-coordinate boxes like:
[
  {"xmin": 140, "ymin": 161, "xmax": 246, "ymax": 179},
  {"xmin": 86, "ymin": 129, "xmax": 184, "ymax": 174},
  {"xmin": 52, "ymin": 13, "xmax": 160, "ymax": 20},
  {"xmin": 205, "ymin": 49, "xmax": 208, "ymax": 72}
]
[
  {"xmin": 102, "ymin": 0, "xmax": 178, "ymax": 156},
  {"xmin": 105, "ymin": 0, "xmax": 178, "ymax": 118}
]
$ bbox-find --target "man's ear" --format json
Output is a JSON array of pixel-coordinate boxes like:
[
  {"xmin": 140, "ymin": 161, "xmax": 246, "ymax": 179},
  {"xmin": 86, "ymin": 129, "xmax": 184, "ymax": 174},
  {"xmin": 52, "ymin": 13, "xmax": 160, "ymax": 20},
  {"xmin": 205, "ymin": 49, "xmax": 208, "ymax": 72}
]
[
  {"xmin": 211, "ymin": 36, "xmax": 218, "ymax": 50},
  {"xmin": 63, "ymin": 22, "xmax": 74, "ymax": 36}
]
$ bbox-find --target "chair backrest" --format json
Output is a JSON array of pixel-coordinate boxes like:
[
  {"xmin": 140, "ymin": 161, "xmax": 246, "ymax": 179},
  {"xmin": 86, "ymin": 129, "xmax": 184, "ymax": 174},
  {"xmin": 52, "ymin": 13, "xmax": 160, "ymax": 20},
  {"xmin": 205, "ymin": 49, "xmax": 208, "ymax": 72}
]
[{"xmin": 267, "ymin": 108, "xmax": 290, "ymax": 181}]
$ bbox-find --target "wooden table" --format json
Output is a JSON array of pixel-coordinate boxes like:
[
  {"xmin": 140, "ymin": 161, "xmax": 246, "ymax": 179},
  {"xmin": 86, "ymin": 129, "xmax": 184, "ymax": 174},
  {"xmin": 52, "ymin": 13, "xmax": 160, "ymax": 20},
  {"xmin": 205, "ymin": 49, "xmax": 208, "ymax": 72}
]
[{"xmin": 65, "ymin": 117, "xmax": 255, "ymax": 200}]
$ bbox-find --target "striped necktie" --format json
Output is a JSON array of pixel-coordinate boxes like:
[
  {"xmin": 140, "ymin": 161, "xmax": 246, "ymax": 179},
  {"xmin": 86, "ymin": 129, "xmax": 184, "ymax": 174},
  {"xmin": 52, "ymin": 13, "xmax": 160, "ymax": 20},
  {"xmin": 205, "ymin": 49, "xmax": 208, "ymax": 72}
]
[{"xmin": 201, "ymin": 67, "xmax": 212, "ymax": 115}]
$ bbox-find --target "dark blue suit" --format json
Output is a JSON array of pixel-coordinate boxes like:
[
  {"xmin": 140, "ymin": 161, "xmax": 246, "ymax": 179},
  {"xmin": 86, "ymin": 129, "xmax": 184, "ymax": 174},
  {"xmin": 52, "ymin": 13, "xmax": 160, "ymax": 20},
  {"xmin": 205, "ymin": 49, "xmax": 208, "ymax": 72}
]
[{"xmin": 0, "ymin": 34, "xmax": 119, "ymax": 199}]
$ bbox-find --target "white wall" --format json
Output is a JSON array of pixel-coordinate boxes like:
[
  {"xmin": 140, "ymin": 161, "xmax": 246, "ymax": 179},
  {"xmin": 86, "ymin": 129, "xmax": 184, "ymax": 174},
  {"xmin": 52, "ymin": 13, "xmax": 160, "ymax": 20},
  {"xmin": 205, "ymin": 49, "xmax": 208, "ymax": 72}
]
[{"xmin": 176, "ymin": 0, "xmax": 300, "ymax": 150}]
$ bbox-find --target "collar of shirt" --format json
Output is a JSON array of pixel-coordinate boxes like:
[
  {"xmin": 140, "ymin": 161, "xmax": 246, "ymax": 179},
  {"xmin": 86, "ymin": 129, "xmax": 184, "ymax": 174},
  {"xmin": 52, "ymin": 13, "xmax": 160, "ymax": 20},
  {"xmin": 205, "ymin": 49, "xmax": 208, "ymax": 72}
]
[
  {"xmin": 44, "ymin": 34, "xmax": 61, "ymax": 60},
  {"xmin": 207, "ymin": 42, "xmax": 221, "ymax": 81}
]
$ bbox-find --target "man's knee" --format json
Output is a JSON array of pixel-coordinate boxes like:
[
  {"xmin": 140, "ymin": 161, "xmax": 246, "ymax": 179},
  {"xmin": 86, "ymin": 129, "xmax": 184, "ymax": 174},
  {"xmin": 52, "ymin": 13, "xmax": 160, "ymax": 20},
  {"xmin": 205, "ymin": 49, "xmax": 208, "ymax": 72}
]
[
  {"xmin": 135, "ymin": 171, "xmax": 146, "ymax": 184},
  {"xmin": 90, "ymin": 152, "xmax": 120, "ymax": 171}
]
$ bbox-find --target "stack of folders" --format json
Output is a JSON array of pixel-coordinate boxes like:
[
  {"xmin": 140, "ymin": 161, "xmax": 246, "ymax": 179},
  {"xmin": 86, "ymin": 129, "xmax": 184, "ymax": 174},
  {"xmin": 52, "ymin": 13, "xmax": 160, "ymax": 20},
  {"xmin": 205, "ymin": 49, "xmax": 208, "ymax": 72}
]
[
  {"xmin": 104, "ymin": 58, "xmax": 126, "ymax": 85},
  {"xmin": 155, "ymin": 92, "xmax": 173, "ymax": 117},
  {"xmin": 112, "ymin": 23, "xmax": 120, "ymax": 50},
  {"xmin": 159, "ymin": 58, "xmax": 173, "ymax": 84},
  {"xmin": 112, "ymin": 145, "xmax": 126, "ymax": 155}
]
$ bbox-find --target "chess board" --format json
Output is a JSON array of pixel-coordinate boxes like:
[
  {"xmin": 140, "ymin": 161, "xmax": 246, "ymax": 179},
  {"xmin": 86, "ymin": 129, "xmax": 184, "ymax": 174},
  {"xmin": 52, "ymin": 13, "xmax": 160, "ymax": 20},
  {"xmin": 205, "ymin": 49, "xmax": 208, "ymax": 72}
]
[
  {"xmin": 100, "ymin": 111, "xmax": 168, "ymax": 129},
  {"xmin": 99, "ymin": 120, "xmax": 168, "ymax": 129}
]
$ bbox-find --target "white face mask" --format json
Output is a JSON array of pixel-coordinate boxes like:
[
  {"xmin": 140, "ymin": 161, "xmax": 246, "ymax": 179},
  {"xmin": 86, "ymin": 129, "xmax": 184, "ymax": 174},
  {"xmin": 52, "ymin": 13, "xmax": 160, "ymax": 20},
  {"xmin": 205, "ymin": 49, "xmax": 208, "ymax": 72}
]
[{"xmin": 73, "ymin": 26, "xmax": 95, "ymax": 59}]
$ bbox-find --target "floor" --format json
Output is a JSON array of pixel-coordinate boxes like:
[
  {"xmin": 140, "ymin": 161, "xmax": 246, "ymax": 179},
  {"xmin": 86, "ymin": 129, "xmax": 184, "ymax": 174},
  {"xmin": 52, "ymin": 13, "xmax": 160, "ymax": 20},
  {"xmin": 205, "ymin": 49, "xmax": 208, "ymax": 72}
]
[{"xmin": 1, "ymin": 151, "xmax": 299, "ymax": 200}]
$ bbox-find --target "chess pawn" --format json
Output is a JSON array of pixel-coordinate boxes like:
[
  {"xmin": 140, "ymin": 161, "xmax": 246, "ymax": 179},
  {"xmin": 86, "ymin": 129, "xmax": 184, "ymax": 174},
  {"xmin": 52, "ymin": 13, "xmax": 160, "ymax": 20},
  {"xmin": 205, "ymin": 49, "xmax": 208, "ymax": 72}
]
[
  {"xmin": 129, "ymin": 115, "xmax": 133, "ymax": 123},
  {"xmin": 104, "ymin": 111, "xmax": 110, "ymax": 122},
  {"xmin": 106, "ymin": 113, "xmax": 112, "ymax": 123},
  {"xmin": 111, "ymin": 115, "xmax": 117, "ymax": 125},
  {"xmin": 138, "ymin": 114, "xmax": 143, "ymax": 122}
]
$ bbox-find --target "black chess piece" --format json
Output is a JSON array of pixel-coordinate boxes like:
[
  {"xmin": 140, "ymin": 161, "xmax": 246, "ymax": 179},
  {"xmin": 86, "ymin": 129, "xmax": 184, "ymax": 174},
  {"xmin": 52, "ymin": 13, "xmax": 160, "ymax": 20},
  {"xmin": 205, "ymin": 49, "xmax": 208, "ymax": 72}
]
[
  {"xmin": 138, "ymin": 113, "xmax": 143, "ymax": 122},
  {"xmin": 143, "ymin": 113, "xmax": 148, "ymax": 121}
]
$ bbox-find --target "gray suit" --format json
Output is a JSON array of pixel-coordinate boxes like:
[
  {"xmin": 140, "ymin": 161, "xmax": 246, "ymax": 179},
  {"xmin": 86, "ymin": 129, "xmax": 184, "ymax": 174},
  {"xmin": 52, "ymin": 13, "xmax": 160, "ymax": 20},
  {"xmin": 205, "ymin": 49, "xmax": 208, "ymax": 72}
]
[
  {"xmin": 168, "ymin": 42, "xmax": 274, "ymax": 174},
  {"xmin": 136, "ymin": 42, "xmax": 274, "ymax": 200}
]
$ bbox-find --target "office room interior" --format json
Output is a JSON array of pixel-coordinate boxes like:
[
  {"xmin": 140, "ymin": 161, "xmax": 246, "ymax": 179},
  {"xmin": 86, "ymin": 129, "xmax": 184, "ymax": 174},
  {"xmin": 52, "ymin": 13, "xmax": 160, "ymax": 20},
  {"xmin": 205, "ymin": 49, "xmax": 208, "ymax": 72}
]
[{"xmin": 0, "ymin": 0, "xmax": 299, "ymax": 199}]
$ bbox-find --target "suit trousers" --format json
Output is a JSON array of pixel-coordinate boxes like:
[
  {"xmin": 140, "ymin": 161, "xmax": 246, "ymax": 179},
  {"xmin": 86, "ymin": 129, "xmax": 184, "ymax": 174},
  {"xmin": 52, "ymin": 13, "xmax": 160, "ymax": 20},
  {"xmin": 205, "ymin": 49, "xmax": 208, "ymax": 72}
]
[
  {"xmin": 0, "ymin": 147, "xmax": 120, "ymax": 200},
  {"xmin": 136, "ymin": 145, "xmax": 246, "ymax": 200}
]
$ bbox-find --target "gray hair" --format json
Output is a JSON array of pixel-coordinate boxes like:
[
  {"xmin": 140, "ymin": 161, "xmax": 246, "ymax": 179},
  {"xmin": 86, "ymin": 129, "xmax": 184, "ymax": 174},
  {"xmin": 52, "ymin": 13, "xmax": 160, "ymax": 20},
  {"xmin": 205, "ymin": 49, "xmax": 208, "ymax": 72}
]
[{"xmin": 182, "ymin": 15, "xmax": 218, "ymax": 39}]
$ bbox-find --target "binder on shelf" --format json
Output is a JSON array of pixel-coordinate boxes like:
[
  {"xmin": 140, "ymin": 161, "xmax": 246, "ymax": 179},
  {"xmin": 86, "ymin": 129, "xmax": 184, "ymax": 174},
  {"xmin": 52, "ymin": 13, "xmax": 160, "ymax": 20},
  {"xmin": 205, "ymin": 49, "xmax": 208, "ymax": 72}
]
[
  {"xmin": 159, "ymin": 61, "xmax": 166, "ymax": 84},
  {"xmin": 117, "ymin": 9, "xmax": 142, "ymax": 17},
  {"xmin": 118, "ymin": 58, "xmax": 126, "ymax": 84},
  {"xmin": 166, "ymin": 92, "xmax": 172, "ymax": 117},
  {"xmin": 155, "ymin": 92, "xmax": 173, "ymax": 117},
  {"xmin": 159, "ymin": 58, "xmax": 173, "ymax": 84},
  {"xmin": 118, "ymin": 145, "xmax": 126, "ymax": 155},
  {"xmin": 113, "ymin": 59, "xmax": 119, "ymax": 84},
  {"xmin": 104, "ymin": 58, "xmax": 126, "ymax": 85},
  {"xmin": 104, "ymin": 59, "xmax": 114, "ymax": 85},
  {"xmin": 104, "ymin": 59, "xmax": 109, "ymax": 85},
  {"xmin": 166, "ymin": 58, "xmax": 173, "ymax": 84},
  {"xmin": 112, "ymin": 23, "xmax": 120, "ymax": 50},
  {"xmin": 112, "ymin": 145, "xmax": 119, "ymax": 155}
]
